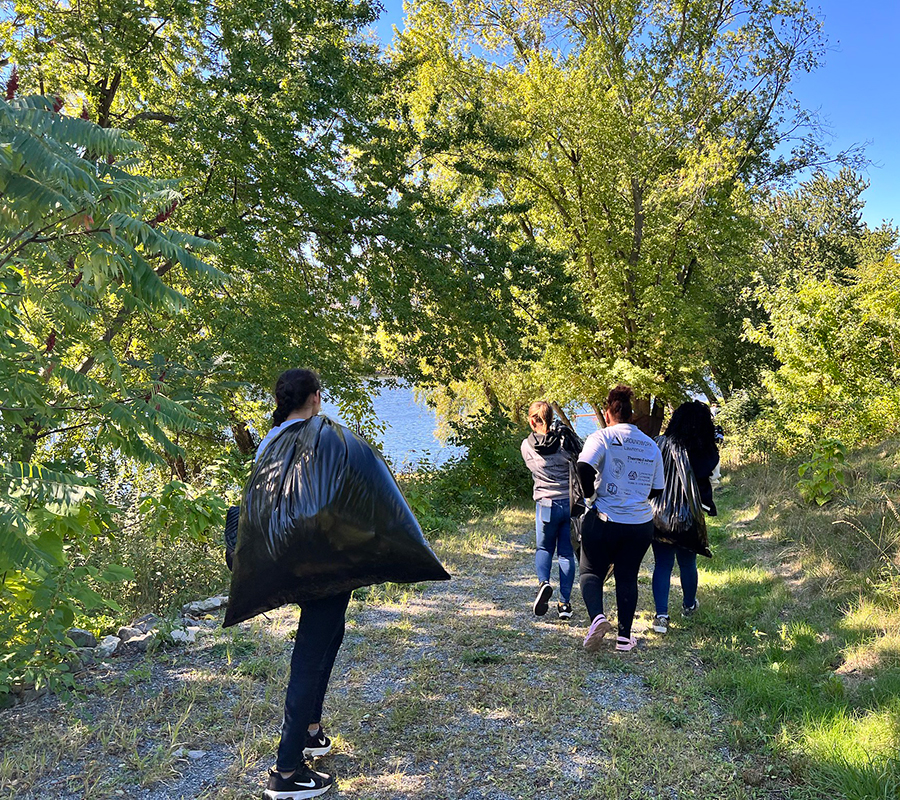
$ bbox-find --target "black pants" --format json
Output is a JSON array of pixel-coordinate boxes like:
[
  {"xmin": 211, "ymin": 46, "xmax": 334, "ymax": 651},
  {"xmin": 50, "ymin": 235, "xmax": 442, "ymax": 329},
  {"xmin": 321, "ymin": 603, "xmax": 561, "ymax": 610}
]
[
  {"xmin": 276, "ymin": 591, "xmax": 352, "ymax": 772},
  {"xmin": 579, "ymin": 512, "xmax": 653, "ymax": 638}
]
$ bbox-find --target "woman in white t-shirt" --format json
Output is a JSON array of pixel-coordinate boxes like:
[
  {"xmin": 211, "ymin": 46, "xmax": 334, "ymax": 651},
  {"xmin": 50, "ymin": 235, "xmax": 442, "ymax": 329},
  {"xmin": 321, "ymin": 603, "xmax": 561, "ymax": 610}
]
[{"xmin": 576, "ymin": 385, "xmax": 664, "ymax": 652}]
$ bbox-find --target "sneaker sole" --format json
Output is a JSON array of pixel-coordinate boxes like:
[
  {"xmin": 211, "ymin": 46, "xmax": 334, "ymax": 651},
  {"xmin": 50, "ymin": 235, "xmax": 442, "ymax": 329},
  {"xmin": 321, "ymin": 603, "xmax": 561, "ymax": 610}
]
[
  {"xmin": 533, "ymin": 584, "xmax": 553, "ymax": 616},
  {"xmin": 583, "ymin": 619, "xmax": 613, "ymax": 651},
  {"xmin": 558, "ymin": 613, "xmax": 573, "ymax": 620},
  {"xmin": 302, "ymin": 744, "xmax": 332, "ymax": 758},
  {"xmin": 264, "ymin": 784, "xmax": 332, "ymax": 800}
]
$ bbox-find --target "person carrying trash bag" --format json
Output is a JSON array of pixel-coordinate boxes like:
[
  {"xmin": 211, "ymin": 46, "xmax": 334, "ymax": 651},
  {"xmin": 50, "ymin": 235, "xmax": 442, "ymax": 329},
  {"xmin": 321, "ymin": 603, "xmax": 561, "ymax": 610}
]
[
  {"xmin": 649, "ymin": 400, "xmax": 717, "ymax": 636},
  {"xmin": 577, "ymin": 385, "xmax": 665, "ymax": 653},
  {"xmin": 224, "ymin": 369, "xmax": 450, "ymax": 800},
  {"xmin": 520, "ymin": 400, "xmax": 582, "ymax": 620}
]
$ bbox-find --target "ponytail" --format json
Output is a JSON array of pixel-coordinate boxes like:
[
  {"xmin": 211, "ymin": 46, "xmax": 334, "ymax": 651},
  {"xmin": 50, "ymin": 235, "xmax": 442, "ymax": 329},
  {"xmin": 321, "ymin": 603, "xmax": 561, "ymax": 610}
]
[{"xmin": 272, "ymin": 369, "xmax": 321, "ymax": 427}]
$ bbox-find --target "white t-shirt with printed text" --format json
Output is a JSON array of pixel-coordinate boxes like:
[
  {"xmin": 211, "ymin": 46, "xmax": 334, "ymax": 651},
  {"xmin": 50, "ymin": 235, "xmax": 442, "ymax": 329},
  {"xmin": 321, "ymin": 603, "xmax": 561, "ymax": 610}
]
[{"xmin": 577, "ymin": 423, "xmax": 664, "ymax": 524}]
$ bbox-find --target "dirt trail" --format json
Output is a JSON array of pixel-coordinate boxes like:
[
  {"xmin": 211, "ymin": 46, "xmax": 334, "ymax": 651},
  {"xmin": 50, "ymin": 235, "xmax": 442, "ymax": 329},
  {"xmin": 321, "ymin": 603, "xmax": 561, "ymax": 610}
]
[{"xmin": 1, "ymin": 509, "xmax": 743, "ymax": 800}]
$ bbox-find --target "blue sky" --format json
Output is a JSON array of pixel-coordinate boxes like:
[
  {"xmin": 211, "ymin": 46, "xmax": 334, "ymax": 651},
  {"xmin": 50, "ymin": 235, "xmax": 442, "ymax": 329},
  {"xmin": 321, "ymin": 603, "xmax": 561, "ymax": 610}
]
[{"xmin": 372, "ymin": 1, "xmax": 898, "ymax": 228}]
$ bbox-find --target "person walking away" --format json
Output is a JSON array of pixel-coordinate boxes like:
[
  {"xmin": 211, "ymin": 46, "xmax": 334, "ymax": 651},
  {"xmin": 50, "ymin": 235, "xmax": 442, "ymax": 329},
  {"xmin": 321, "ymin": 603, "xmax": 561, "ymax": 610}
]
[
  {"xmin": 227, "ymin": 368, "xmax": 450, "ymax": 799},
  {"xmin": 255, "ymin": 370, "xmax": 340, "ymax": 799},
  {"xmin": 577, "ymin": 386, "xmax": 664, "ymax": 652},
  {"xmin": 650, "ymin": 400, "xmax": 718, "ymax": 635},
  {"xmin": 521, "ymin": 401, "xmax": 582, "ymax": 619}
]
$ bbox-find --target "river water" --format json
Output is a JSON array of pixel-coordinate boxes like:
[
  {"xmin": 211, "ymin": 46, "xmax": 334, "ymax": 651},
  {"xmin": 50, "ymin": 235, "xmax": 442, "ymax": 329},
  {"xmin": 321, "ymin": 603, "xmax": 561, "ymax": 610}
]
[{"xmin": 321, "ymin": 381, "xmax": 601, "ymax": 469}]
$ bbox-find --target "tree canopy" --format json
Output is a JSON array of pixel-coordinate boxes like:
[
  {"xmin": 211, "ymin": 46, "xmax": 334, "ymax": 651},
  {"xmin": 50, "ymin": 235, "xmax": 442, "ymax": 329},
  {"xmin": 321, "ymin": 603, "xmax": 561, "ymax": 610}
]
[
  {"xmin": 393, "ymin": 0, "xmax": 859, "ymax": 431},
  {"xmin": 0, "ymin": 0, "xmax": 896, "ymax": 694}
]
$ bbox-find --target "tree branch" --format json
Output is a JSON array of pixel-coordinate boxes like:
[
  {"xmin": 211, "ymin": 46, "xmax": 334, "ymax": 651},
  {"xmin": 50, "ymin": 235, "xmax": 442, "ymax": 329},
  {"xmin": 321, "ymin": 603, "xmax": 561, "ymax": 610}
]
[{"xmin": 124, "ymin": 111, "xmax": 181, "ymax": 127}]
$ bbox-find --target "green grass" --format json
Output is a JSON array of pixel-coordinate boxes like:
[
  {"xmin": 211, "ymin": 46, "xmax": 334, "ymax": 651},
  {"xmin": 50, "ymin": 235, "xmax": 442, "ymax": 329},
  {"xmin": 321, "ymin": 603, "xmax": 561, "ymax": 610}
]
[
  {"xmin": 691, "ymin": 443, "xmax": 900, "ymax": 798},
  {"xmin": 2, "ymin": 443, "xmax": 899, "ymax": 798}
]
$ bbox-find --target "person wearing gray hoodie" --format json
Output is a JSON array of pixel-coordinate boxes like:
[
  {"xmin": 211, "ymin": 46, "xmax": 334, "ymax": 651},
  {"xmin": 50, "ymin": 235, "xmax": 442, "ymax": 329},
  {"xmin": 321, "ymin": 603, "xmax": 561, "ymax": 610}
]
[{"xmin": 521, "ymin": 401, "xmax": 582, "ymax": 620}]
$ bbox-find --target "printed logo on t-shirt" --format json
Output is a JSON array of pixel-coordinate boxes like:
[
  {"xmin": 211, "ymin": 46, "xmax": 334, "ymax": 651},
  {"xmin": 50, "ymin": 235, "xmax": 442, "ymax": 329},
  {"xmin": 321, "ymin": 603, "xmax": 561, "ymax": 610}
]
[
  {"xmin": 612, "ymin": 458, "xmax": 625, "ymax": 478},
  {"xmin": 628, "ymin": 470, "xmax": 638, "ymax": 481},
  {"xmin": 606, "ymin": 483, "xmax": 618, "ymax": 495}
]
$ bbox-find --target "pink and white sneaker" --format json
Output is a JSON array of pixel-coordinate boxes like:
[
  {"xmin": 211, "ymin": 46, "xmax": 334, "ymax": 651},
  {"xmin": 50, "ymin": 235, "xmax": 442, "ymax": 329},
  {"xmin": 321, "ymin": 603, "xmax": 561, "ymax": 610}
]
[
  {"xmin": 616, "ymin": 635, "xmax": 638, "ymax": 652},
  {"xmin": 583, "ymin": 614, "xmax": 613, "ymax": 651}
]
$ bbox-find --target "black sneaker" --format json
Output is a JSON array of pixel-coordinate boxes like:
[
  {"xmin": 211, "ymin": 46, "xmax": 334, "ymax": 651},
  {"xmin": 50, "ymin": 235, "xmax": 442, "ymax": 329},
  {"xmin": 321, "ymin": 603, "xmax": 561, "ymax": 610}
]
[
  {"xmin": 533, "ymin": 581, "xmax": 553, "ymax": 616},
  {"xmin": 264, "ymin": 764, "xmax": 333, "ymax": 799},
  {"xmin": 303, "ymin": 727, "xmax": 332, "ymax": 758},
  {"xmin": 557, "ymin": 602, "xmax": 573, "ymax": 620}
]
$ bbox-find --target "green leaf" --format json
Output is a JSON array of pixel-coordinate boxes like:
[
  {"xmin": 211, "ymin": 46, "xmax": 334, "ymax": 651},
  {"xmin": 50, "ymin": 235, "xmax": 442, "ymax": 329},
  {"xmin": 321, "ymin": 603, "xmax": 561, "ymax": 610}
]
[{"xmin": 99, "ymin": 563, "xmax": 134, "ymax": 583}]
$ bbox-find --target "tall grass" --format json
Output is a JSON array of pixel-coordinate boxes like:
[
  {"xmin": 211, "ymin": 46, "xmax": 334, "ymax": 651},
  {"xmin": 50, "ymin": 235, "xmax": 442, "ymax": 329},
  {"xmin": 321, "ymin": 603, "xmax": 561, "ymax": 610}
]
[{"xmin": 703, "ymin": 440, "xmax": 900, "ymax": 798}]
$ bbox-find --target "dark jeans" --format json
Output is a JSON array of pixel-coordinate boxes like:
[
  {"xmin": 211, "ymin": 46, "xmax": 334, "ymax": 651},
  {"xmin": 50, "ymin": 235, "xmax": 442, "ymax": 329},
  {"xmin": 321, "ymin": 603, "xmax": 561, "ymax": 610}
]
[
  {"xmin": 651, "ymin": 540, "xmax": 698, "ymax": 615},
  {"xmin": 276, "ymin": 591, "xmax": 352, "ymax": 773},
  {"xmin": 579, "ymin": 512, "xmax": 652, "ymax": 638},
  {"xmin": 535, "ymin": 498, "xmax": 576, "ymax": 603}
]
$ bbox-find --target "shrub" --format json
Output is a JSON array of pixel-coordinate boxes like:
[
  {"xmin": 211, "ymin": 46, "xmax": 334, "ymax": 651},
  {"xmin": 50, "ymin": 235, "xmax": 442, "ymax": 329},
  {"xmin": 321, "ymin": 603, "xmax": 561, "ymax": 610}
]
[
  {"xmin": 446, "ymin": 409, "xmax": 527, "ymax": 494},
  {"xmin": 398, "ymin": 408, "xmax": 531, "ymax": 531},
  {"xmin": 716, "ymin": 390, "xmax": 764, "ymax": 436},
  {"xmin": 96, "ymin": 480, "xmax": 230, "ymax": 615},
  {"xmin": 798, "ymin": 439, "xmax": 848, "ymax": 506}
]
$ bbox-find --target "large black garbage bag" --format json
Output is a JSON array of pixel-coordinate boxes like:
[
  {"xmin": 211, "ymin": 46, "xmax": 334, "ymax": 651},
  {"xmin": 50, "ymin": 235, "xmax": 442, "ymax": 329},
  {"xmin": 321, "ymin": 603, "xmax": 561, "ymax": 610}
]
[
  {"xmin": 224, "ymin": 416, "xmax": 451, "ymax": 627},
  {"xmin": 650, "ymin": 436, "xmax": 712, "ymax": 558}
]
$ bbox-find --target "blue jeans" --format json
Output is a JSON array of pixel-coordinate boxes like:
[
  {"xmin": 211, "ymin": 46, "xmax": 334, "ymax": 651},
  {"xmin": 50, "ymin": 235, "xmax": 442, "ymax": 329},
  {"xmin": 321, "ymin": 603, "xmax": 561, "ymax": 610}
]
[
  {"xmin": 535, "ymin": 498, "xmax": 576, "ymax": 604},
  {"xmin": 651, "ymin": 540, "xmax": 698, "ymax": 616}
]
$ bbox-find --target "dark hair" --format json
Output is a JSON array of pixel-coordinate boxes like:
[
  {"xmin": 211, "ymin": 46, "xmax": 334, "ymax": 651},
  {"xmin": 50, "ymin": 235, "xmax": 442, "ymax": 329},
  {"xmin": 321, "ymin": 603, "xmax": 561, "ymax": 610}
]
[
  {"xmin": 528, "ymin": 400, "xmax": 553, "ymax": 428},
  {"xmin": 272, "ymin": 369, "xmax": 321, "ymax": 427},
  {"xmin": 605, "ymin": 384, "xmax": 634, "ymax": 423},
  {"xmin": 664, "ymin": 400, "xmax": 716, "ymax": 452}
]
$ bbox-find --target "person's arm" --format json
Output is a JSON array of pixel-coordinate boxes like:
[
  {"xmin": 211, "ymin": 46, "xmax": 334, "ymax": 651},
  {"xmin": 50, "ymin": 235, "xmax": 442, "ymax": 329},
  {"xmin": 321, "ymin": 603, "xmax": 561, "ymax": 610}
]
[
  {"xmin": 648, "ymin": 448, "xmax": 665, "ymax": 501},
  {"xmin": 577, "ymin": 462, "xmax": 596, "ymax": 499},
  {"xmin": 521, "ymin": 439, "xmax": 534, "ymax": 471}
]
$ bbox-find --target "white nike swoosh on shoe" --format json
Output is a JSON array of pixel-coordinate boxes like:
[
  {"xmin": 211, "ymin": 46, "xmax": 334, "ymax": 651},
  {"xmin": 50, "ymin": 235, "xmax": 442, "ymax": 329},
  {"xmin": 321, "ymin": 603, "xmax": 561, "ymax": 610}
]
[{"xmin": 296, "ymin": 780, "xmax": 317, "ymax": 788}]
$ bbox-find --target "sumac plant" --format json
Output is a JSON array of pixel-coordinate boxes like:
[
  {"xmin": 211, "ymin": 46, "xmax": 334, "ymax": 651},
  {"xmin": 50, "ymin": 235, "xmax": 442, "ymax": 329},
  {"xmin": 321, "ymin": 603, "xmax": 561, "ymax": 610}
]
[{"xmin": 0, "ymin": 96, "xmax": 225, "ymax": 694}]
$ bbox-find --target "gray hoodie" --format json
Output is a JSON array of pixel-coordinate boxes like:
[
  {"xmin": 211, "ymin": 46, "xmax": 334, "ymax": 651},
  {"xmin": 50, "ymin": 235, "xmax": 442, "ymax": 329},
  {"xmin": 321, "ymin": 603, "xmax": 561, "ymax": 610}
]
[{"xmin": 521, "ymin": 426, "xmax": 581, "ymax": 502}]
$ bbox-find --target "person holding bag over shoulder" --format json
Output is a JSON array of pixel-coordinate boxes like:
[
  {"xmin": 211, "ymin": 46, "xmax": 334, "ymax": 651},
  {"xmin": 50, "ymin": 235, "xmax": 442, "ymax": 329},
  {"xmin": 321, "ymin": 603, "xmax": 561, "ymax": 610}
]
[
  {"xmin": 520, "ymin": 401, "xmax": 582, "ymax": 620},
  {"xmin": 225, "ymin": 369, "xmax": 450, "ymax": 799},
  {"xmin": 649, "ymin": 400, "xmax": 718, "ymax": 635}
]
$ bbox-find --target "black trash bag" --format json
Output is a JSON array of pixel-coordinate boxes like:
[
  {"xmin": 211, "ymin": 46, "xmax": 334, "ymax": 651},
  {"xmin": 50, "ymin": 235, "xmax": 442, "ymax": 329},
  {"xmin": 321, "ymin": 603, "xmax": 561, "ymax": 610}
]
[
  {"xmin": 650, "ymin": 436, "xmax": 712, "ymax": 558},
  {"xmin": 224, "ymin": 416, "xmax": 451, "ymax": 627},
  {"xmin": 568, "ymin": 455, "xmax": 586, "ymax": 557},
  {"xmin": 224, "ymin": 505, "xmax": 240, "ymax": 571}
]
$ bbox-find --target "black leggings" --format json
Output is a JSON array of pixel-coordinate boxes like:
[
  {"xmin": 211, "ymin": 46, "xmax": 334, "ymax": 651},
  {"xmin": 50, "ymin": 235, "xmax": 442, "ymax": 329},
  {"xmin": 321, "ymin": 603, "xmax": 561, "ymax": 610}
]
[{"xmin": 579, "ymin": 512, "xmax": 653, "ymax": 638}]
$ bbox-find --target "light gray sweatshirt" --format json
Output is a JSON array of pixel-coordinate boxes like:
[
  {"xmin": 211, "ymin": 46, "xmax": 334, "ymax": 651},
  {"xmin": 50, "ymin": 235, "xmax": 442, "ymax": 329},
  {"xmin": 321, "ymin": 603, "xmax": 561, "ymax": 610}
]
[{"xmin": 521, "ymin": 432, "xmax": 577, "ymax": 502}]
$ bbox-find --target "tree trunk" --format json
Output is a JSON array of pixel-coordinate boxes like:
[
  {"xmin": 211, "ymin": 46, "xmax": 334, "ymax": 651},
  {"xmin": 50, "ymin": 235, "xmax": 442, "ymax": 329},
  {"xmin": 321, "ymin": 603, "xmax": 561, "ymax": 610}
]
[
  {"xmin": 231, "ymin": 420, "xmax": 256, "ymax": 455},
  {"xmin": 632, "ymin": 395, "xmax": 664, "ymax": 437},
  {"xmin": 589, "ymin": 402, "xmax": 606, "ymax": 428},
  {"xmin": 172, "ymin": 454, "xmax": 188, "ymax": 482},
  {"xmin": 697, "ymin": 376, "xmax": 721, "ymax": 404},
  {"xmin": 483, "ymin": 380, "xmax": 499, "ymax": 411}
]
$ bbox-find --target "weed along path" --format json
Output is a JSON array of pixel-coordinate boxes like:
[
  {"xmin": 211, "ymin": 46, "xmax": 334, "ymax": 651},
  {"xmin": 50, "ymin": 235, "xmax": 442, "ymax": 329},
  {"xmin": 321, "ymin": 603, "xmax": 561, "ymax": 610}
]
[{"xmin": 4, "ymin": 495, "xmax": 874, "ymax": 800}]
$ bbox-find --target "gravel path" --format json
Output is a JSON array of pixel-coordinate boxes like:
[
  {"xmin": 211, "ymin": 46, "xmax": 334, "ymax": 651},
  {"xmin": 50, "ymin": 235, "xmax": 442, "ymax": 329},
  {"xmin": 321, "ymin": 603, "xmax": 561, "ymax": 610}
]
[{"xmin": 1, "ymin": 508, "xmax": 742, "ymax": 799}]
